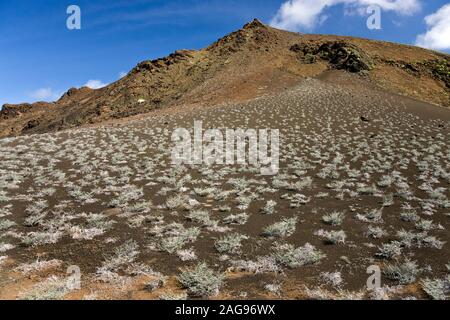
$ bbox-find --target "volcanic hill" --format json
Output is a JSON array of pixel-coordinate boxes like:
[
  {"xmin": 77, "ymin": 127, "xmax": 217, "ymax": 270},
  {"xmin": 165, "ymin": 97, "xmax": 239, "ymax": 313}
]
[{"xmin": 0, "ymin": 19, "xmax": 448, "ymax": 138}]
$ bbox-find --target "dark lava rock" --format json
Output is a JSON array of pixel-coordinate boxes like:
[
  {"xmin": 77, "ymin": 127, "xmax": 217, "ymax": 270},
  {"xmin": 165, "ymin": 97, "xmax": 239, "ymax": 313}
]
[
  {"xmin": 291, "ymin": 41, "xmax": 374, "ymax": 73},
  {"xmin": 360, "ymin": 116, "xmax": 370, "ymax": 122}
]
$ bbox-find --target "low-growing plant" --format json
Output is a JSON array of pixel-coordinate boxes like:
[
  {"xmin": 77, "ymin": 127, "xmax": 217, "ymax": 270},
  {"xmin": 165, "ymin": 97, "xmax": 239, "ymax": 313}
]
[
  {"xmin": 400, "ymin": 211, "xmax": 419, "ymax": 223},
  {"xmin": 23, "ymin": 212, "xmax": 47, "ymax": 227},
  {"xmin": 0, "ymin": 191, "xmax": 10, "ymax": 202},
  {"xmin": 322, "ymin": 211, "xmax": 345, "ymax": 226},
  {"xmin": 366, "ymin": 226, "xmax": 387, "ymax": 239},
  {"xmin": 159, "ymin": 292, "xmax": 188, "ymax": 300},
  {"xmin": 356, "ymin": 209, "xmax": 383, "ymax": 224},
  {"xmin": 177, "ymin": 263, "xmax": 224, "ymax": 297},
  {"xmin": 357, "ymin": 184, "xmax": 378, "ymax": 196},
  {"xmin": 15, "ymin": 259, "xmax": 62, "ymax": 274},
  {"xmin": 415, "ymin": 219, "xmax": 435, "ymax": 231},
  {"xmin": 0, "ymin": 242, "xmax": 15, "ymax": 253},
  {"xmin": 22, "ymin": 230, "xmax": 63, "ymax": 247},
  {"xmin": 315, "ymin": 229, "xmax": 347, "ymax": 244},
  {"xmin": 377, "ymin": 175, "xmax": 393, "ymax": 188},
  {"xmin": 223, "ymin": 213, "xmax": 249, "ymax": 225},
  {"xmin": 264, "ymin": 283, "xmax": 281, "ymax": 295},
  {"xmin": 320, "ymin": 271, "xmax": 343, "ymax": 287},
  {"xmin": 0, "ymin": 219, "xmax": 16, "ymax": 231},
  {"xmin": 156, "ymin": 226, "xmax": 200, "ymax": 254},
  {"xmin": 219, "ymin": 205, "xmax": 231, "ymax": 212},
  {"xmin": 376, "ymin": 241, "xmax": 403, "ymax": 259},
  {"xmin": 291, "ymin": 177, "xmax": 313, "ymax": 191},
  {"xmin": 383, "ymin": 259, "xmax": 421, "ymax": 284},
  {"xmin": 382, "ymin": 194, "xmax": 394, "ymax": 207},
  {"xmin": 263, "ymin": 217, "xmax": 298, "ymax": 238},
  {"xmin": 194, "ymin": 187, "xmax": 217, "ymax": 197},
  {"xmin": 18, "ymin": 276, "xmax": 70, "ymax": 300},
  {"xmin": 421, "ymin": 278, "xmax": 448, "ymax": 300},
  {"xmin": 214, "ymin": 234, "xmax": 248, "ymax": 254},
  {"xmin": 186, "ymin": 210, "xmax": 211, "ymax": 225},
  {"xmin": 289, "ymin": 194, "xmax": 311, "ymax": 207},
  {"xmin": 146, "ymin": 278, "xmax": 166, "ymax": 292},
  {"xmin": 262, "ymin": 200, "xmax": 277, "ymax": 215},
  {"xmin": 396, "ymin": 229, "xmax": 445, "ymax": 249},
  {"xmin": 165, "ymin": 194, "xmax": 189, "ymax": 210},
  {"xmin": 98, "ymin": 240, "xmax": 139, "ymax": 273},
  {"xmin": 231, "ymin": 256, "xmax": 281, "ymax": 274},
  {"xmin": 177, "ymin": 249, "xmax": 197, "ymax": 261},
  {"xmin": 273, "ymin": 243, "xmax": 325, "ymax": 268}
]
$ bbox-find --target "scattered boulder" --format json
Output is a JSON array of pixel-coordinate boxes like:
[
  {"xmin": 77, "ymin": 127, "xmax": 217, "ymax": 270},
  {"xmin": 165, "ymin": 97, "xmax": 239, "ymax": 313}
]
[
  {"xmin": 24, "ymin": 119, "xmax": 40, "ymax": 130},
  {"xmin": 360, "ymin": 116, "xmax": 370, "ymax": 122}
]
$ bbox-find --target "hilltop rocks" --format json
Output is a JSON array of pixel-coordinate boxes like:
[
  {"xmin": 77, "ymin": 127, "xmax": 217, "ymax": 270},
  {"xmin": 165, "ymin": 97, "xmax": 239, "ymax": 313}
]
[
  {"xmin": 0, "ymin": 102, "xmax": 53, "ymax": 120},
  {"xmin": 162, "ymin": 50, "xmax": 196, "ymax": 66},
  {"xmin": 243, "ymin": 19, "xmax": 266, "ymax": 30},
  {"xmin": 208, "ymin": 18, "xmax": 272, "ymax": 54},
  {"xmin": 291, "ymin": 41, "xmax": 374, "ymax": 73},
  {"xmin": 319, "ymin": 41, "xmax": 374, "ymax": 72},
  {"xmin": 1, "ymin": 104, "xmax": 33, "ymax": 119},
  {"xmin": 208, "ymin": 29, "xmax": 249, "ymax": 54},
  {"xmin": 426, "ymin": 59, "xmax": 449, "ymax": 88},
  {"xmin": 58, "ymin": 86, "xmax": 94, "ymax": 104},
  {"xmin": 133, "ymin": 50, "xmax": 196, "ymax": 73}
]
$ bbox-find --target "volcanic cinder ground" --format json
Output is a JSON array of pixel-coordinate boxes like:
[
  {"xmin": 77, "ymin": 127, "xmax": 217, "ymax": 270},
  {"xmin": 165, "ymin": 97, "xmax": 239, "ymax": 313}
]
[{"xmin": 0, "ymin": 68, "xmax": 449, "ymax": 300}]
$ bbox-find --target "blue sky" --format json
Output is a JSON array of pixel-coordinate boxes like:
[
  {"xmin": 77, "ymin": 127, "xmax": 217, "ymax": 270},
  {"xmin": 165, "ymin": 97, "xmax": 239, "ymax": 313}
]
[{"xmin": 0, "ymin": 0, "xmax": 449, "ymax": 106}]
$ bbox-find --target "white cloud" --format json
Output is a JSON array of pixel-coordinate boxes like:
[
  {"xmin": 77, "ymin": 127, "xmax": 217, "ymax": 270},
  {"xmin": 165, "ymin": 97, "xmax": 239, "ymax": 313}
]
[
  {"xmin": 416, "ymin": 4, "xmax": 450, "ymax": 51},
  {"xmin": 29, "ymin": 88, "xmax": 61, "ymax": 102},
  {"xmin": 84, "ymin": 79, "xmax": 108, "ymax": 89},
  {"xmin": 270, "ymin": 0, "xmax": 421, "ymax": 31},
  {"xmin": 119, "ymin": 71, "xmax": 127, "ymax": 78}
]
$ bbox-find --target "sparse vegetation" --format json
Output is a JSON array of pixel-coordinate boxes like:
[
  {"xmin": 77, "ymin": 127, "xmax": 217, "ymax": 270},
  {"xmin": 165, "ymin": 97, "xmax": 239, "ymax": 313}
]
[
  {"xmin": 366, "ymin": 226, "xmax": 387, "ymax": 239},
  {"xmin": 383, "ymin": 259, "xmax": 421, "ymax": 284},
  {"xmin": 376, "ymin": 242, "xmax": 403, "ymax": 259},
  {"xmin": 177, "ymin": 263, "xmax": 224, "ymax": 297},
  {"xmin": 262, "ymin": 200, "xmax": 277, "ymax": 215},
  {"xmin": 263, "ymin": 217, "xmax": 298, "ymax": 238},
  {"xmin": 273, "ymin": 243, "xmax": 325, "ymax": 268},
  {"xmin": 421, "ymin": 278, "xmax": 448, "ymax": 300},
  {"xmin": 18, "ymin": 276, "xmax": 71, "ymax": 300},
  {"xmin": 315, "ymin": 229, "xmax": 347, "ymax": 245},
  {"xmin": 322, "ymin": 211, "xmax": 345, "ymax": 226}
]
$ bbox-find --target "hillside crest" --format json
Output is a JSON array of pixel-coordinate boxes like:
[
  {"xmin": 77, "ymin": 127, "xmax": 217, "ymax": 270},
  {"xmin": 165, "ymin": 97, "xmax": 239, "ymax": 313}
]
[{"xmin": 0, "ymin": 19, "xmax": 448, "ymax": 138}]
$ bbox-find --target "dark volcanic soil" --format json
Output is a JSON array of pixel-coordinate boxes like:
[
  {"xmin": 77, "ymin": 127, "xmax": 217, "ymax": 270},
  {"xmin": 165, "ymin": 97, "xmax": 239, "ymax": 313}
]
[{"xmin": 0, "ymin": 71, "xmax": 449, "ymax": 300}]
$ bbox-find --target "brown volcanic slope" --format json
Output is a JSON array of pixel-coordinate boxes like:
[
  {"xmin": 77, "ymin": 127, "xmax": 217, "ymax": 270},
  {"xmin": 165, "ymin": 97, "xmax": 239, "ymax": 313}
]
[{"xmin": 1, "ymin": 19, "xmax": 449, "ymax": 138}]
